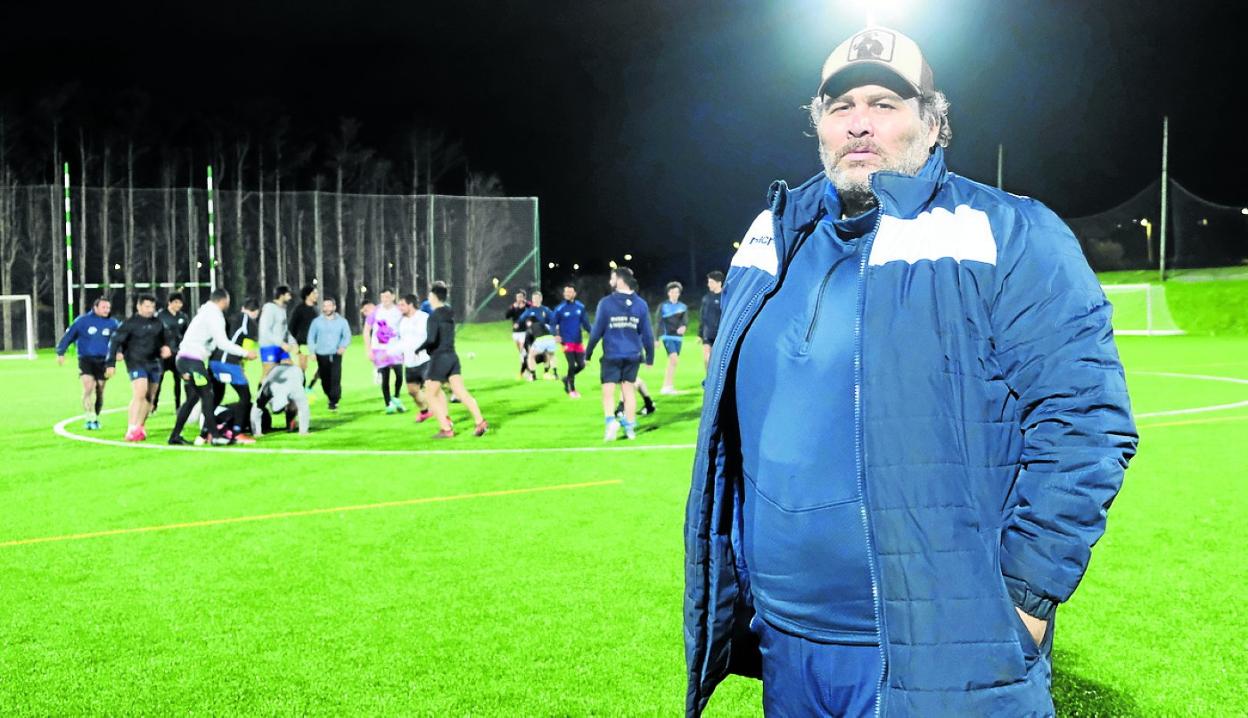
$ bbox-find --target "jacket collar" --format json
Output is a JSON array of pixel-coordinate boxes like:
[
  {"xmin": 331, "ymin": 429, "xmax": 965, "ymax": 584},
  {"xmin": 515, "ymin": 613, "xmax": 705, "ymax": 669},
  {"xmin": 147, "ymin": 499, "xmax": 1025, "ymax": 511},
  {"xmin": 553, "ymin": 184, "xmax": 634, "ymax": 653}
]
[{"xmin": 770, "ymin": 146, "xmax": 950, "ymax": 246}]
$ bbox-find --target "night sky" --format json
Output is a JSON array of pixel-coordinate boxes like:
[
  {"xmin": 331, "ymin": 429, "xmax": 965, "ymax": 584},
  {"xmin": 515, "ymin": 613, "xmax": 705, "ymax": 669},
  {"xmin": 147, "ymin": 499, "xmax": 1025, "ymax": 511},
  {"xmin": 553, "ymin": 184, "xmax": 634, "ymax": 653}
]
[{"xmin": 2, "ymin": 0, "xmax": 1243, "ymax": 283}]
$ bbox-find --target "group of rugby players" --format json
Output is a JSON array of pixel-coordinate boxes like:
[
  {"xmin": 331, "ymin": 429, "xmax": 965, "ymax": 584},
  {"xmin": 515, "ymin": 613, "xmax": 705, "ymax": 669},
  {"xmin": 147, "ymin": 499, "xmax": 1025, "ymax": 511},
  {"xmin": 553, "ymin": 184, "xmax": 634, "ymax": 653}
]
[
  {"xmin": 55, "ymin": 267, "xmax": 724, "ymax": 444},
  {"xmin": 502, "ymin": 267, "xmax": 724, "ymax": 441},
  {"xmin": 56, "ymin": 277, "xmax": 489, "ymax": 444}
]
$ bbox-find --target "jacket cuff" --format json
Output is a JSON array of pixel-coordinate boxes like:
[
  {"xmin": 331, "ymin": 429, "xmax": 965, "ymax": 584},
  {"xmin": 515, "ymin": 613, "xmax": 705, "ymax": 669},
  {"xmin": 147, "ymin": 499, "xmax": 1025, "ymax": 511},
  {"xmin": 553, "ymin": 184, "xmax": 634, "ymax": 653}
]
[{"xmin": 1003, "ymin": 574, "xmax": 1057, "ymax": 621}]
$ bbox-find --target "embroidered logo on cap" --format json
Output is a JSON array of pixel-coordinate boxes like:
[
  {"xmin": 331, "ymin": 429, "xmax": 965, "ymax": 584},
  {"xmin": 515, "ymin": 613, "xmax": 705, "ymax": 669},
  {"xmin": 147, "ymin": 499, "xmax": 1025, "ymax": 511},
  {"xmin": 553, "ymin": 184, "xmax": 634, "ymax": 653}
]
[{"xmin": 848, "ymin": 29, "xmax": 895, "ymax": 63}]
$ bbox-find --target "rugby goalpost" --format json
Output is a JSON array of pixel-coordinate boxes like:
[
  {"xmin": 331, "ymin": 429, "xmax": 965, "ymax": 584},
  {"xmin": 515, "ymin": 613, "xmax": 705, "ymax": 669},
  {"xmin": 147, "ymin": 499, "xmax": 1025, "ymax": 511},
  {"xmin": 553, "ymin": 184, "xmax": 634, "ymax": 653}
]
[
  {"xmin": 62, "ymin": 162, "xmax": 215, "ymax": 325},
  {"xmin": 1102, "ymin": 283, "xmax": 1184, "ymax": 336},
  {"xmin": 0, "ymin": 295, "xmax": 36, "ymax": 360}
]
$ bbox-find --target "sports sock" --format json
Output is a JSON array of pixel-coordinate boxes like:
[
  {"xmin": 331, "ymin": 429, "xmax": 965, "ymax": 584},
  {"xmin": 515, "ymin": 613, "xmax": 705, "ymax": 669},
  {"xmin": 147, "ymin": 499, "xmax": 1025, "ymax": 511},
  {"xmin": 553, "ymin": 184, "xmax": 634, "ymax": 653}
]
[
  {"xmin": 94, "ymin": 393, "xmax": 104, "ymax": 415},
  {"xmin": 380, "ymin": 371, "xmax": 392, "ymax": 405}
]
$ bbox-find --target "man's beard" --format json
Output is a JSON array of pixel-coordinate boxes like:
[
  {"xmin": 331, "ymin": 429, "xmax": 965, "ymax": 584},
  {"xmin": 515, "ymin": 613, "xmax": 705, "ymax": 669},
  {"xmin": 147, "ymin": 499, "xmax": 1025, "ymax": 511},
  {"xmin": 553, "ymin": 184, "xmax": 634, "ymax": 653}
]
[{"xmin": 821, "ymin": 129, "xmax": 932, "ymax": 215}]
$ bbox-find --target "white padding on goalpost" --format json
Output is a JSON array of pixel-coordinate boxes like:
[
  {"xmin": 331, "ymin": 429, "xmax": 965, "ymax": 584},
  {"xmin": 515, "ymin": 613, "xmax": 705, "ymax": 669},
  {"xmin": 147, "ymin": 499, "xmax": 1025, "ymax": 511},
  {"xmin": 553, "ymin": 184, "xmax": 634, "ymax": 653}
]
[
  {"xmin": 1103, "ymin": 283, "xmax": 1185, "ymax": 336},
  {"xmin": 0, "ymin": 294, "xmax": 36, "ymax": 360}
]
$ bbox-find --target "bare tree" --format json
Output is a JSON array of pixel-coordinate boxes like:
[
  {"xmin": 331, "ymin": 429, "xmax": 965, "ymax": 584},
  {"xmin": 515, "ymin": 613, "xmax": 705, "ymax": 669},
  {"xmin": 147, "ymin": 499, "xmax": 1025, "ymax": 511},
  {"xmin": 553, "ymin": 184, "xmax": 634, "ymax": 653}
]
[
  {"xmin": 463, "ymin": 171, "xmax": 506, "ymax": 318},
  {"xmin": 0, "ymin": 117, "xmax": 18, "ymax": 349},
  {"xmin": 123, "ymin": 141, "xmax": 137, "ymax": 312}
]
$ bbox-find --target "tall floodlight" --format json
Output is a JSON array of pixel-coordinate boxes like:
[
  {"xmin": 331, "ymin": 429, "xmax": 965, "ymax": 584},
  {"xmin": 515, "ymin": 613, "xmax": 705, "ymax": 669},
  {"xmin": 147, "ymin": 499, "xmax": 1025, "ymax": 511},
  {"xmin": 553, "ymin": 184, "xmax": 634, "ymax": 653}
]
[
  {"xmin": 63, "ymin": 162, "xmax": 74, "ymax": 323},
  {"xmin": 996, "ymin": 144, "xmax": 1004, "ymax": 190},
  {"xmin": 1158, "ymin": 116, "xmax": 1169, "ymax": 282},
  {"xmin": 207, "ymin": 165, "xmax": 218, "ymax": 290}
]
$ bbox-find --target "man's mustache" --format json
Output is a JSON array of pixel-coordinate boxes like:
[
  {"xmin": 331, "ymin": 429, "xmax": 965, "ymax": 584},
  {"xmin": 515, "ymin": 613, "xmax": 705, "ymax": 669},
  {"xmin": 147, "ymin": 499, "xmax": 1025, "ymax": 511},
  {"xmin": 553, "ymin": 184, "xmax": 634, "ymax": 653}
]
[{"xmin": 836, "ymin": 141, "xmax": 883, "ymax": 161}]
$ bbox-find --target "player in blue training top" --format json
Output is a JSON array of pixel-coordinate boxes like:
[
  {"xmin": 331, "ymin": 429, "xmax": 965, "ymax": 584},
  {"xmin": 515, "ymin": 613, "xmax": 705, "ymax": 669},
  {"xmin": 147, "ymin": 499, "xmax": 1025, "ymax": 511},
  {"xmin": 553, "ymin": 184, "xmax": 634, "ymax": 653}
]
[
  {"xmin": 517, "ymin": 289, "xmax": 553, "ymax": 376},
  {"xmin": 550, "ymin": 282, "xmax": 592, "ymax": 398},
  {"xmin": 585, "ymin": 266, "xmax": 654, "ymax": 441},
  {"xmin": 655, "ymin": 281, "xmax": 688, "ymax": 395},
  {"xmin": 56, "ymin": 296, "xmax": 122, "ymax": 431}
]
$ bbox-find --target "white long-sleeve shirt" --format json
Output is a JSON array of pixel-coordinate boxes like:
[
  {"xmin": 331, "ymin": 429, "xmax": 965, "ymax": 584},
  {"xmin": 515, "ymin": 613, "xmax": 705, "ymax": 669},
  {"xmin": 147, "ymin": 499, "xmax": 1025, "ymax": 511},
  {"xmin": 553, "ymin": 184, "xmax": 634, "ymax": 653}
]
[
  {"xmin": 397, "ymin": 311, "xmax": 430, "ymax": 368},
  {"xmin": 177, "ymin": 301, "xmax": 247, "ymax": 361}
]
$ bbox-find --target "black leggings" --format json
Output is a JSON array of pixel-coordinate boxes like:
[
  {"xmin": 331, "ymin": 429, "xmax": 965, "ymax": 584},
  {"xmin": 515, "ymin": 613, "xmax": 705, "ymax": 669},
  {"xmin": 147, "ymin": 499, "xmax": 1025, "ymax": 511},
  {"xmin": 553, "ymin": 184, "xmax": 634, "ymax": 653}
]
[
  {"xmin": 379, "ymin": 365, "xmax": 403, "ymax": 405},
  {"xmin": 172, "ymin": 365, "xmax": 217, "ymax": 439},
  {"xmin": 564, "ymin": 351, "xmax": 586, "ymax": 392}
]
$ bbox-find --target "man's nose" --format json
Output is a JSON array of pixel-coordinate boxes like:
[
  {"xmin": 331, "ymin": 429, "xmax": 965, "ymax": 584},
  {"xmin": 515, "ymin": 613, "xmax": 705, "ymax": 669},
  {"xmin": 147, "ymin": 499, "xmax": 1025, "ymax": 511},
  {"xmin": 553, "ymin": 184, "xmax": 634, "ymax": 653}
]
[{"xmin": 848, "ymin": 108, "xmax": 873, "ymax": 137}]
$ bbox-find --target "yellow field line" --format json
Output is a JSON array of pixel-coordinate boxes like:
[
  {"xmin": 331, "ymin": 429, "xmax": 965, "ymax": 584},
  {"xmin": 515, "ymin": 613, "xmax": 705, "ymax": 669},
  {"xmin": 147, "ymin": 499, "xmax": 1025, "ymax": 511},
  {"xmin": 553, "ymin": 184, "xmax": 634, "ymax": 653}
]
[
  {"xmin": 1138, "ymin": 414, "xmax": 1248, "ymax": 430},
  {"xmin": 0, "ymin": 480, "xmax": 622, "ymax": 549}
]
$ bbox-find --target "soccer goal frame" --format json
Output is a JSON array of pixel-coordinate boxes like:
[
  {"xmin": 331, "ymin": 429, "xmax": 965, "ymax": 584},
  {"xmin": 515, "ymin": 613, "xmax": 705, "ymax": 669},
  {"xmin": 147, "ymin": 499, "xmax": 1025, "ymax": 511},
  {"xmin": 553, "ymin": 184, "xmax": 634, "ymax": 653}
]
[
  {"xmin": 0, "ymin": 294, "xmax": 36, "ymax": 360},
  {"xmin": 1102, "ymin": 283, "xmax": 1185, "ymax": 336}
]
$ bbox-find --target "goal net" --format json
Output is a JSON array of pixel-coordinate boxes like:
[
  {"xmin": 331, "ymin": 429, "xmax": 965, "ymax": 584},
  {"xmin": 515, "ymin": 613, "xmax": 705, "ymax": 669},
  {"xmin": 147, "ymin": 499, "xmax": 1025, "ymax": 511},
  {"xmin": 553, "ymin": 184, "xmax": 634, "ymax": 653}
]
[
  {"xmin": 1102, "ymin": 283, "xmax": 1184, "ymax": 336},
  {"xmin": 0, "ymin": 295, "xmax": 36, "ymax": 359}
]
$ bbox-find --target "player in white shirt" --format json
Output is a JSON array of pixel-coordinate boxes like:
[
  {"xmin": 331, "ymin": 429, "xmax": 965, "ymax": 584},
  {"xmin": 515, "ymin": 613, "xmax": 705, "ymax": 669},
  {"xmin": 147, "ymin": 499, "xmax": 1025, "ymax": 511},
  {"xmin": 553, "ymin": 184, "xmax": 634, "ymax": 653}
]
[
  {"xmin": 363, "ymin": 288, "xmax": 406, "ymax": 414},
  {"xmin": 395, "ymin": 293, "xmax": 434, "ymax": 423}
]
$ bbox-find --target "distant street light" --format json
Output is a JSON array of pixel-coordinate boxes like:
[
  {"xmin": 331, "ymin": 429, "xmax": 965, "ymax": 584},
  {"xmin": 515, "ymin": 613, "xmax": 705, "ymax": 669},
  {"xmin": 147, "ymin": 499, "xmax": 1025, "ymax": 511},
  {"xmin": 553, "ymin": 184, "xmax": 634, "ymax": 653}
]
[
  {"xmin": 623, "ymin": 253, "xmax": 633, "ymax": 261},
  {"xmin": 572, "ymin": 263, "xmax": 580, "ymax": 271},
  {"xmin": 547, "ymin": 262, "xmax": 555, "ymax": 269},
  {"xmin": 608, "ymin": 260, "xmax": 618, "ymax": 269}
]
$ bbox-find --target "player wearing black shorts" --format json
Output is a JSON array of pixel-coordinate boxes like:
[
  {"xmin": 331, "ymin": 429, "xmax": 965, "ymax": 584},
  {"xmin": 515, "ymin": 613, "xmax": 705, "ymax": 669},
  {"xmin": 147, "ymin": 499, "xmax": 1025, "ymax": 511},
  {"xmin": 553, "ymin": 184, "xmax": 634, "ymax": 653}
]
[
  {"xmin": 153, "ymin": 292, "xmax": 189, "ymax": 413},
  {"xmin": 106, "ymin": 294, "xmax": 173, "ymax": 442},
  {"xmin": 169, "ymin": 288, "xmax": 257, "ymax": 446},
  {"xmin": 55, "ymin": 297, "xmax": 121, "ymax": 430},
  {"xmin": 416, "ymin": 285, "xmax": 487, "ymax": 438}
]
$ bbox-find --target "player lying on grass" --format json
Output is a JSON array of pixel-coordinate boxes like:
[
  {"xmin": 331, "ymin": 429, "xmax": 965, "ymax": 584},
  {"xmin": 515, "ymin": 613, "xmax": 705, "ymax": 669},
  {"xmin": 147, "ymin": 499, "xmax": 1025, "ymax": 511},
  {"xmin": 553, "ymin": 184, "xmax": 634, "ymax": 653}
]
[
  {"xmin": 250, "ymin": 363, "xmax": 310, "ymax": 436},
  {"xmin": 168, "ymin": 288, "xmax": 257, "ymax": 446}
]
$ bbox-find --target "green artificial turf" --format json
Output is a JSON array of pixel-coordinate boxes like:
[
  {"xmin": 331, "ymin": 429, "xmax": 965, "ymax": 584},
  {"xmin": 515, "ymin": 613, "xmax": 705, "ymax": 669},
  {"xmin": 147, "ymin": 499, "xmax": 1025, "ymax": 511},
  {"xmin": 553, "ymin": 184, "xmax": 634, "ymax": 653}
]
[{"xmin": 1, "ymin": 318, "xmax": 1245, "ymax": 715}]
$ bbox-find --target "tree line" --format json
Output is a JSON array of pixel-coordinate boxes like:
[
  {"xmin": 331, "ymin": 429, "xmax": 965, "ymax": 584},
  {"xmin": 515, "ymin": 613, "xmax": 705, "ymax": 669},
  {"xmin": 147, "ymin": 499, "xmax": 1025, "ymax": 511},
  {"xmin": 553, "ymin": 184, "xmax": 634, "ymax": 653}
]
[{"xmin": 0, "ymin": 86, "xmax": 512, "ymax": 349}]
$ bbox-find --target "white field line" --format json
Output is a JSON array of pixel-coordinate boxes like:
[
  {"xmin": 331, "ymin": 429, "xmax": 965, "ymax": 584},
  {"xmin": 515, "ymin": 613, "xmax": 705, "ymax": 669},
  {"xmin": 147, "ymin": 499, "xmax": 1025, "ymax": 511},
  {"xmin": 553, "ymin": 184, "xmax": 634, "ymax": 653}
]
[
  {"xmin": 50, "ymin": 371, "xmax": 1248, "ymax": 454},
  {"xmin": 1131, "ymin": 371, "xmax": 1248, "ymax": 418},
  {"xmin": 52, "ymin": 409, "xmax": 695, "ymax": 457}
]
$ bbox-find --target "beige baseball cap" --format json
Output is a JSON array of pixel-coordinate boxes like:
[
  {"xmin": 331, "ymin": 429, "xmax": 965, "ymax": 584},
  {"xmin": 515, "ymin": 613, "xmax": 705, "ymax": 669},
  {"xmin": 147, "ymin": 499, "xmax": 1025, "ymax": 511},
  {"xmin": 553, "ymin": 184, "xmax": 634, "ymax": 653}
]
[{"xmin": 818, "ymin": 27, "xmax": 934, "ymax": 99}]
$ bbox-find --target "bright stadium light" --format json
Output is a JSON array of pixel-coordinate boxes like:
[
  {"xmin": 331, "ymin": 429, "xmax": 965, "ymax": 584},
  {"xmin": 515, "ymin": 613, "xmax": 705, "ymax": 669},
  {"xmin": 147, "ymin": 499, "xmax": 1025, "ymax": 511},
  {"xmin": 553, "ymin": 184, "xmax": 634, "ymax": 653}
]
[
  {"xmin": 196, "ymin": 261, "xmax": 203, "ymax": 268},
  {"xmin": 113, "ymin": 263, "xmax": 121, "ymax": 270},
  {"xmin": 312, "ymin": 278, "xmax": 318, "ymax": 284},
  {"xmin": 572, "ymin": 263, "xmax": 580, "ymax": 270},
  {"xmin": 623, "ymin": 253, "xmax": 633, "ymax": 261},
  {"xmin": 547, "ymin": 262, "xmax": 555, "ymax": 269},
  {"xmin": 733, "ymin": 241, "xmax": 741, "ymax": 249},
  {"xmin": 492, "ymin": 277, "xmax": 500, "ymax": 287},
  {"xmin": 1241, "ymin": 208, "xmax": 1248, "ymax": 215},
  {"xmin": 608, "ymin": 260, "xmax": 618, "ymax": 270},
  {"xmin": 848, "ymin": 0, "xmax": 911, "ymax": 26},
  {"xmin": 360, "ymin": 285, "xmax": 367, "ymax": 292}
]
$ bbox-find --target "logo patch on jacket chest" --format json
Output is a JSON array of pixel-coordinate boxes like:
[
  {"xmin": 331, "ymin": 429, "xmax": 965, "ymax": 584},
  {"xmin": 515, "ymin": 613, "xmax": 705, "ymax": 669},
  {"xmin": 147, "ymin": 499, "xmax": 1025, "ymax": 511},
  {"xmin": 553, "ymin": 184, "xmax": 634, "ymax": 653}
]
[
  {"xmin": 868, "ymin": 205, "xmax": 997, "ymax": 267},
  {"xmin": 730, "ymin": 210, "xmax": 778, "ymax": 276}
]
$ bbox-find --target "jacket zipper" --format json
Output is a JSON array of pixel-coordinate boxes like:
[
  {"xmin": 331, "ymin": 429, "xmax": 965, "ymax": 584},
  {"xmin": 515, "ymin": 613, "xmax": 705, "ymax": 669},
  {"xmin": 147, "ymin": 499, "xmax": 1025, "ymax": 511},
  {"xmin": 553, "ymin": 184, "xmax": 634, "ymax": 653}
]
[
  {"xmin": 798, "ymin": 265, "xmax": 837, "ymax": 355},
  {"xmin": 855, "ymin": 190, "xmax": 888, "ymax": 718}
]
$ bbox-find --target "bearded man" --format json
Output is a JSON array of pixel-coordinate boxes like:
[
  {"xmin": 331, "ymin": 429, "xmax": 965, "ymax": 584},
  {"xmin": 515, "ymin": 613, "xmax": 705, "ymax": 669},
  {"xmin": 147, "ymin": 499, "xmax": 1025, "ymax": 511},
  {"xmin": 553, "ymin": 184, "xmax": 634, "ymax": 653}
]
[{"xmin": 683, "ymin": 27, "xmax": 1137, "ymax": 717}]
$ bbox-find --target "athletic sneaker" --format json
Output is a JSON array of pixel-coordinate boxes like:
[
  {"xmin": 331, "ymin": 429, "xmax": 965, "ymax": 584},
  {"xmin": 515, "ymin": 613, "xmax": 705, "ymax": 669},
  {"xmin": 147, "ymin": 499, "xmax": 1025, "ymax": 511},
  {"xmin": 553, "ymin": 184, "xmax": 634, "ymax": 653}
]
[
  {"xmin": 124, "ymin": 428, "xmax": 143, "ymax": 442},
  {"xmin": 83, "ymin": 419, "xmax": 93, "ymax": 430},
  {"xmin": 624, "ymin": 422, "xmax": 637, "ymax": 440},
  {"xmin": 416, "ymin": 410, "xmax": 433, "ymax": 423},
  {"xmin": 234, "ymin": 434, "xmax": 257, "ymax": 445},
  {"xmin": 392, "ymin": 398, "xmax": 407, "ymax": 413},
  {"xmin": 385, "ymin": 403, "xmax": 397, "ymax": 415},
  {"xmin": 569, "ymin": 390, "xmax": 581, "ymax": 399},
  {"xmin": 604, "ymin": 419, "xmax": 620, "ymax": 442},
  {"xmin": 193, "ymin": 436, "xmax": 207, "ymax": 446},
  {"xmin": 474, "ymin": 421, "xmax": 488, "ymax": 437},
  {"xmin": 641, "ymin": 400, "xmax": 657, "ymax": 416},
  {"xmin": 328, "ymin": 402, "xmax": 338, "ymax": 411},
  {"xmin": 168, "ymin": 435, "xmax": 191, "ymax": 446},
  {"xmin": 433, "ymin": 429, "xmax": 455, "ymax": 439},
  {"xmin": 210, "ymin": 436, "xmax": 236, "ymax": 446},
  {"xmin": 660, "ymin": 386, "xmax": 679, "ymax": 395},
  {"xmin": 136, "ymin": 426, "xmax": 148, "ymax": 441}
]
